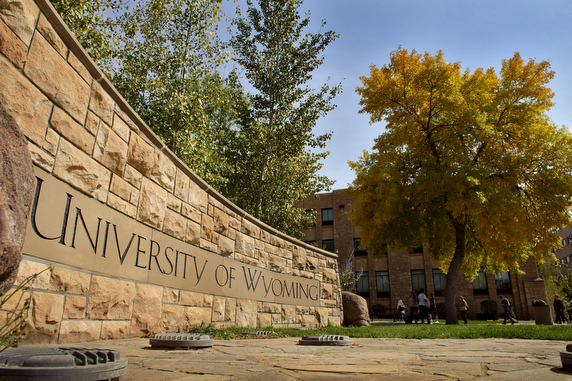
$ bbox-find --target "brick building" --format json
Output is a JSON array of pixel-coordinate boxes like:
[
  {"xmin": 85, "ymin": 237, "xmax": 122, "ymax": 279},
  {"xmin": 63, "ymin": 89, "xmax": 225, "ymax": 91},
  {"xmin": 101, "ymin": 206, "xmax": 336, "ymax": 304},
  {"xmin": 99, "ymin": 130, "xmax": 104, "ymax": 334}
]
[{"xmin": 296, "ymin": 190, "xmax": 548, "ymax": 320}]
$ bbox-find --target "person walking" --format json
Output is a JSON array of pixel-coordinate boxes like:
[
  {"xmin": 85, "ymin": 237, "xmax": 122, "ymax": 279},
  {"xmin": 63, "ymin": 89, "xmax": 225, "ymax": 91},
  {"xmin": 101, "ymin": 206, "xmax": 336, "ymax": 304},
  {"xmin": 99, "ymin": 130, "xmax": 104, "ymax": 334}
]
[
  {"xmin": 429, "ymin": 293, "xmax": 439, "ymax": 323},
  {"xmin": 499, "ymin": 295, "xmax": 516, "ymax": 325},
  {"xmin": 397, "ymin": 300, "xmax": 406, "ymax": 322},
  {"xmin": 418, "ymin": 288, "xmax": 431, "ymax": 324},
  {"xmin": 554, "ymin": 294, "xmax": 569, "ymax": 324},
  {"xmin": 409, "ymin": 290, "xmax": 419, "ymax": 324},
  {"xmin": 459, "ymin": 296, "xmax": 469, "ymax": 325}
]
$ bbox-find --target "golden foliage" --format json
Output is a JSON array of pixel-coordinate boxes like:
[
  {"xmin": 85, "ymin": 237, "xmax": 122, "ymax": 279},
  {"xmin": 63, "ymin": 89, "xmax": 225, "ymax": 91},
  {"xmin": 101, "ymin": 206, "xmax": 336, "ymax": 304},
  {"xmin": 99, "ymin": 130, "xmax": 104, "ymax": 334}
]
[{"xmin": 348, "ymin": 47, "xmax": 572, "ymax": 277}]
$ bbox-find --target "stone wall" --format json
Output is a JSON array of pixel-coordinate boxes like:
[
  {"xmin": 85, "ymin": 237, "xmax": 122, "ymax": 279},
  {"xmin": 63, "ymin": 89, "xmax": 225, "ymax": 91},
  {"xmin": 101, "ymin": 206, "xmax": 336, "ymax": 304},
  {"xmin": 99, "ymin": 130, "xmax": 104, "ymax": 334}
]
[{"xmin": 0, "ymin": 0, "xmax": 342, "ymax": 343}]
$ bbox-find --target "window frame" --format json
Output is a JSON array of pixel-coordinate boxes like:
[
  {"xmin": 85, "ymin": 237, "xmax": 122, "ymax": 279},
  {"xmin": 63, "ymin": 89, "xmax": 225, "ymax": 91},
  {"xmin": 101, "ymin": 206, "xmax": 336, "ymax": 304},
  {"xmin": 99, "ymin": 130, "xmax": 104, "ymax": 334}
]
[
  {"xmin": 356, "ymin": 271, "xmax": 369, "ymax": 298},
  {"xmin": 375, "ymin": 271, "xmax": 390, "ymax": 297},
  {"xmin": 321, "ymin": 208, "xmax": 333, "ymax": 226}
]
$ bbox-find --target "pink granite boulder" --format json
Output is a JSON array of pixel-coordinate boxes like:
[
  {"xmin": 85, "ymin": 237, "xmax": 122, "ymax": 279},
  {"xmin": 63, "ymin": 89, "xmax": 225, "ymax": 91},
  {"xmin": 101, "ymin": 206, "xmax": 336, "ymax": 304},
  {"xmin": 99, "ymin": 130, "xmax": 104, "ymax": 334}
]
[
  {"xmin": 342, "ymin": 291, "xmax": 370, "ymax": 327},
  {"xmin": 0, "ymin": 102, "xmax": 35, "ymax": 295}
]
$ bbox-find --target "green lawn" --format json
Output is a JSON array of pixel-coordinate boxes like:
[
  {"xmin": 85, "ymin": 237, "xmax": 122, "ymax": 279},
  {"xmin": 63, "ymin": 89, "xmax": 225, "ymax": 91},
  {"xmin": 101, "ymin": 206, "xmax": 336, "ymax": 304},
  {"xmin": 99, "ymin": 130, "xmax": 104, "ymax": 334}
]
[{"xmin": 192, "ymin": 321, "xmax": 572, "ymax": 341}]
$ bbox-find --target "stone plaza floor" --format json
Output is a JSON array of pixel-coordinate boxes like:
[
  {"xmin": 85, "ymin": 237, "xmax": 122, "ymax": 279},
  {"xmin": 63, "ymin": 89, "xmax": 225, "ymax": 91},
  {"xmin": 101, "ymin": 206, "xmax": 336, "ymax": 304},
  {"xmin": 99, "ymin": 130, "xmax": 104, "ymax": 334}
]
[{"xmin": 20, "ymin": 326, "xmax": 572, "ymax": 380}]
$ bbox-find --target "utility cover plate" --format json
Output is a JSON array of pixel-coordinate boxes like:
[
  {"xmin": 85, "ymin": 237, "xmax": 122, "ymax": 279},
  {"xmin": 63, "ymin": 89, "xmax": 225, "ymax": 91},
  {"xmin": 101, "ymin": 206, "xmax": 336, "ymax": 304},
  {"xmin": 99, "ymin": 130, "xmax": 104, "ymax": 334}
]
[
  {"xmin": 298, "ymin": 335, "xmax": 352, "ymax": 346},
  {"xmin": 0, "ymin": 347, "xmax": 127, "ymax": 380},
  {"xmin": 150, "ymin": 333, "xmax": 214, "ymax": 349}
]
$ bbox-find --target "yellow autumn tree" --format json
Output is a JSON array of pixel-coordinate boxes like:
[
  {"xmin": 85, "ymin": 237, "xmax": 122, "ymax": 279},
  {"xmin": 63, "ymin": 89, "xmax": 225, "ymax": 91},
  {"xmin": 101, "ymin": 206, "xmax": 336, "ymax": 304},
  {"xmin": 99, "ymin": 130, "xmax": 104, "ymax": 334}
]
[{"xmin": 348, "ymin": 47, "xmax": 572, "ymax": 324}]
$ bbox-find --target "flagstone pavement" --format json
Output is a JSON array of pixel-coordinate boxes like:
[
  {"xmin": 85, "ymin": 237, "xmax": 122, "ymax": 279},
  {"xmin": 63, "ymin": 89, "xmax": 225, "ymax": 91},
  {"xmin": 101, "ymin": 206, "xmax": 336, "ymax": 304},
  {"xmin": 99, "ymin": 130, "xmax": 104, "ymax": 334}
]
[{"xmin": 21, "ymin": 328, "xmax": 572, "ymax": 380}]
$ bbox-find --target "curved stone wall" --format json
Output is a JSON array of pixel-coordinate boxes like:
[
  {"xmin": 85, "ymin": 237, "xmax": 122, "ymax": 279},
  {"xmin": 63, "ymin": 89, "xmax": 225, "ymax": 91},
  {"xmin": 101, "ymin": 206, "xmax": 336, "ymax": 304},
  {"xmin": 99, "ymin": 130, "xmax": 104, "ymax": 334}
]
[{"xmin": 0, "ymin": 0, "xmax": 342, "ymax": 343}]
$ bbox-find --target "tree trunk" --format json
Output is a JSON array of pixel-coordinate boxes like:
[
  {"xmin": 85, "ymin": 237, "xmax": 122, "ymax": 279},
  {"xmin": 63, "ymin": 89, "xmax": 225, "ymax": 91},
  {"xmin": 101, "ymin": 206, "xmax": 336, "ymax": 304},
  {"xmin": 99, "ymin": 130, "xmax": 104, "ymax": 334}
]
[{"xmin": 444, "ymin": 213, "xmax": 466, "ymax": 324}]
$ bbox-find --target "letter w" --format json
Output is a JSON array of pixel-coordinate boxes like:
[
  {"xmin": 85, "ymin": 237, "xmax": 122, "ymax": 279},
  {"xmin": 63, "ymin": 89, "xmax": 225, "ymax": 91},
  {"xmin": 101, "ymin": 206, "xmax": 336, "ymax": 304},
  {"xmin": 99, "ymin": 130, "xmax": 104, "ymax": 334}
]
[{"xmin": 242, "ymin": 267, "xmax": 262, "ymax": 292}]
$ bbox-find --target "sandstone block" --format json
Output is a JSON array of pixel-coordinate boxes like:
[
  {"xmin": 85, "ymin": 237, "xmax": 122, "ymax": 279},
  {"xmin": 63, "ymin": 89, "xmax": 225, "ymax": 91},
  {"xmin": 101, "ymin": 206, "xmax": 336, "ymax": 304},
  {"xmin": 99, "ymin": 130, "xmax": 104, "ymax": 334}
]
[
  {"xmin": 53, "ymin": 139, "xmax": 111, "ymax": 203},
  {"xmin": 63, "ymin": 295, "xmax": 86, "ymax": 319},
  {"xmin": 49, "ymin": 267, "xmax": 90, "ymax": 294},
  {"xmin": 101, "ymin": 321, "xmax": 130, "ymax": 340},
  {"xmin": 321, "ymin": 283, "xmax": 333, "ymax": 300},
  {"xmin": 322, "ymin": 268, "xmax": 337, "ymax": 284},
  {"xmin": 131, "ymin": 283, "xmax": 162, "ymax": 336},
  {"xmin": 300, "ymin": 314, "xmax": 316, "ymax": 328},
  {"xmin": 281, "ymin": 305, "xmax": 297, "ymax": 324},
  {"xmin": 50, "ymin": 107, "xmax": 94, "ymax": 154},
  {"xmin": 213, "ymin": 208, "xmax": 229, "ymax": 235},
  {"xmin": 84, "ymin": 111, "xmax": 99, "ymax": 135},
  {"xmin": 225, "ymin": 298, "xmax": 236, "ymax": 322},
  {"xmin": 58, "ymin": 320, "xmax": 102, "ymax": 343},
  {"xmin": 86, "ymin": 275, "xmax": 136, "ymax": 320},
  {"xmin": 25, "ymin": 33, "xmax": 89, "ymax": 123},
  {"xmin": 93, "ymin": 122, "xmax": 127, "ymax": 176},
  {"xmin": 0, "ymin": 18, "xmax": 26, "ymax": 68},
  {"xmin": 212, "ymin": 296, "xmax": 225, "ymax": 322},
  {"xmin": 124, "ymin": 164, "xmax": 143, "ymax": 189},
  {"xmin": 110, "ymin": 175, "xmax": 131, "ymax": 202},
  {"xmin": 241, "ymin": 219, "xmax": 259, "ymax": 238},
  {"xmin": 200, "ymin": 214, "xmax": 214, "ymax": 242},
  {"xmin": 174, "ymin": 169, "xmax": 190, "ymax": 201},
  {"xmin": 166, "ymin": 193, "xmax": 181, "ymax": 212},
  {"xmin": 184, "ymin": 306, "xmax": 212, "ymax": 327},
  {"xmin": 107, "ymin": 193, "xmax": 136, "ymax": 218},
  {"xmin": 0, "ymin": 55, "xmax": 51, "ymax": 146},
  {"xmin": 269, "ymin": 255, "xmax": 287, "ymax": 273},
  {"xmin": 136, "ymin": 178, "xmax": 168, "ymax": 230},
  {"xmin": 257, "ymin": 313, "xmax": 272, "ymax": 328},
  {"xmin": 127, "ymin": 133, "xmax": 154, "ymax": 177},
  {"xmin": 306, "ymin": 256, "xmax": 319, "ymax": 271},
  {"xmin": 235, "ymin": 232, "xmax": 255, "ymax": 256},
  {"xmin": 203, "ymin": 294, "xmax": 213, "ymax": 307},
  {"xmin": 67, "ymin": 51, "xmax": 91, "ymax": 84},
  {"xmin": 218, "ymin": 235, "xmax": 234, "ymax": 257},
  {"xmin": 315, "ymin": 307, "xmax": 328, "ymax": 327},
  {"xmin": 185, "ymin": 219, "xmax": 200, "ymax": 246},
  {"xmin": 182, "ymin": 203, "xmax": 201, "ymax": 223},
  {"xmin": 236, "ymin": 299, "xmax": 257, "ymax": 328},
  {"xmin": 30, "ymin": 292, "xmax": 64, "ymax": 336},
  {"xmin": 42, "ymin": 128, "xmax": 59, "ymax": 155},
  {"xmin": 89, "ymin": 81, "xmax": 114, "ymax": 126},
  {"xmin": 27, "ymin": 143, "xmax": 54, "ymax": 172},
  {"xmin": 188, "ymin": 180, "xmax": 207, "ymax": 212},
  {"xmin": 160, "ymin": 304, "xmax": 185, "ymax": 332},
  {"xmin": 180, "ymin": 290, "xmax": 203, "ymax": 307},
  {"xmin": 163, "ymin": 209, "xmax": 186, "ymax": 240},
  {"xmin": 151, "ymin": 151, "xmax": 176, "ymax": 192},
  {"xmin": 0, "ymin": 0, "xmax": 38, "ymax": 45},
  {"xmin": 36, "ymin": 14, "xmax": 66, "ymax": 57},
  {"xmin": 162, "ymin": 288, "xmax": 179, "ymax": 304},
  {"xmin": 16, "ymin": 260, "xmax": 51, "ymax": 290}
]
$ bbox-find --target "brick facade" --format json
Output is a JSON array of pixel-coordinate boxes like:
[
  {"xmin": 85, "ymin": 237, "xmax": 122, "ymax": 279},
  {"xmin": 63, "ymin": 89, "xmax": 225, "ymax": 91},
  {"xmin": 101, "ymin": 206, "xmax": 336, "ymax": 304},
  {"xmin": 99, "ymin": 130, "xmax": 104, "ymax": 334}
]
[{"xmin": 297, "ymin": 190, "xmax": 548, "ymax": 320}]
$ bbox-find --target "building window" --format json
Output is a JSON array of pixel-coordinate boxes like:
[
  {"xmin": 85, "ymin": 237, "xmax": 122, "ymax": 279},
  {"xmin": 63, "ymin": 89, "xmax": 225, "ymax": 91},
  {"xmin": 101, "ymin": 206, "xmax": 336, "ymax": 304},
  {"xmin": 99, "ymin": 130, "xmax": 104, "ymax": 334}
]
[
  {"xmin": 354, "ymin": 238, "xmax": 367, "ymax": 256},
  {"xmin": 376, "ymin": 271, "xmax": 390, "ymax": 297},
  {"xmin": 495, "ymin": 272, "xmax": 512, "ymax": 294},
  {"xmin": 411, "ymin": 270, "xmax": 426, "ymax": 293},
  {"xmin": 322, "ymin": 239, "xmax": 335, "ymax": 253},
  {"xmin": 356, "ymin": 271, "xmax": 369, "ymax": 297},
  {"xmin": 321, "ymin": 208, "xmax": 333, "ymax": 226},
  {"xmin": 568, "ymin": 237, "xmax": 572, "ymax": 244},
  {"xmin": 472, "ymin": 270, "xmax": 488, "ymax": 295},
  {"xmin": 432, "ymin": 269, "xmax": 446, "ymax": 296},
  {"xmin": 412, "ymin": 246, "xmax": 423, "ymax": 254}
]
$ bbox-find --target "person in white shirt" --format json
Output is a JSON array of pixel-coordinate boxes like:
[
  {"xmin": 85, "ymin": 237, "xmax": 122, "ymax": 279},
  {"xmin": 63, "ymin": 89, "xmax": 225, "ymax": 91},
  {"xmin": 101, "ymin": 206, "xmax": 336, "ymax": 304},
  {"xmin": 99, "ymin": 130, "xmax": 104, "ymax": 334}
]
[{"xmin": 417, "ymin": 288, "xmax": 431, "ymax": 324}]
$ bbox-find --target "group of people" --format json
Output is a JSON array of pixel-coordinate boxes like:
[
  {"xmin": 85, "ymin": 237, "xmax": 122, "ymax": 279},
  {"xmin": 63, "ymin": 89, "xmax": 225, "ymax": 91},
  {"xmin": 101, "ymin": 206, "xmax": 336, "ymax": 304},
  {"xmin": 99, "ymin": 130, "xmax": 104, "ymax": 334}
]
[{"xmin": 396, "ymin": 289, "xmax": 439, "ymax": 324}]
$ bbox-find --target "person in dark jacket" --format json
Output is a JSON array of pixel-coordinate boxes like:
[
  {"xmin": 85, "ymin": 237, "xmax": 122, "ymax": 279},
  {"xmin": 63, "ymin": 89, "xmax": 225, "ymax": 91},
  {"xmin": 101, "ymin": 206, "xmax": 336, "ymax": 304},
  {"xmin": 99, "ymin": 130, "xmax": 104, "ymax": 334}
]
[
  {"xmin": 499, "ymin": 295, "xmax": 516, "ymax": 325},
  {"xmin": 554, "ymin": 295, "xmax": 569, "ymax": 324}
]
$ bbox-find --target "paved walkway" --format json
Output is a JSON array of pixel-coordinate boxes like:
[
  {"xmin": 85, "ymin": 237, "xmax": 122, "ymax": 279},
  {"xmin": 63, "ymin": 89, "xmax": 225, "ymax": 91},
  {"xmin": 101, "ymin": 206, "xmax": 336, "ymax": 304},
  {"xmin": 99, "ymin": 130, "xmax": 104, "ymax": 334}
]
[{"xmin": 23, "ymin": 330, "xmax": 572, "ymax": 380}]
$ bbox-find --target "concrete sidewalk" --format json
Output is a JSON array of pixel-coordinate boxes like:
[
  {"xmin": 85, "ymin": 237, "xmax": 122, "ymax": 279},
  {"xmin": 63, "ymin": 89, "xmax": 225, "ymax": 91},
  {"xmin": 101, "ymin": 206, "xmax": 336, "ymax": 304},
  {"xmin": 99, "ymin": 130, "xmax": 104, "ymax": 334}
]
[{"xmin": 25, "ymin": 334, "xmax": 572, "ymax": 380}]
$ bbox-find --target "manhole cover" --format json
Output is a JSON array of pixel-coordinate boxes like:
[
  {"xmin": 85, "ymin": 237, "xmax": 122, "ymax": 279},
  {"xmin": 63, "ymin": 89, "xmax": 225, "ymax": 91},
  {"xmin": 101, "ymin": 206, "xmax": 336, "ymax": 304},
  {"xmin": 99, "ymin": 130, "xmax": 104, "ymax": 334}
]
[
  {"xmin": 241, "ymin": 331, "xmax": 276, "ymax": 337},
  {"xmin": 298, "ymin": 335, "xmax": 352, "ymax": 346},
  {"xmin": 561, "ymin": 349, "xmax": 572, "ymax": 370},
  {"xmin": 149, "ymin": 333, "xmax": 214, "ymax": 349},
  {"xmin": 0, "ymin": 347, "xmax": 127, "ymax": 380}
]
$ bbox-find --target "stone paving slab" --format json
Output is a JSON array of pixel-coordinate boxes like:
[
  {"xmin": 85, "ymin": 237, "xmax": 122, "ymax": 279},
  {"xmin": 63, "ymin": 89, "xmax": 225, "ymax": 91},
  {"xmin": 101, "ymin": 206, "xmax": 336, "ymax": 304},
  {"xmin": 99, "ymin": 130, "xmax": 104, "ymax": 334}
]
[{"xmin": 19, "ymin": 336, "xmax": 572, "ymax": 380}]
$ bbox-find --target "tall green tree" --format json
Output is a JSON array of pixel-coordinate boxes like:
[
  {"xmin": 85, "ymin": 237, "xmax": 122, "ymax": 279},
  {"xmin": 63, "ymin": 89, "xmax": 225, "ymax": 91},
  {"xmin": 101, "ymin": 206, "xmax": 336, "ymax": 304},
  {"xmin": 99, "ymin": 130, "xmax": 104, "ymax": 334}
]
[
  {"xmin": 111, "ymin": 0, "xmax": 244, "ymax": 188},
  {"xmin": 50, "ymin": 0, "xmax": 125, "ymax": 73},
  {"xmin": 227, "ymin": 0, "xmax": 341, "ymax": 235},
  {"xmin": 348, "ymin": 47, "xmax": 572, "ymax": 324}
]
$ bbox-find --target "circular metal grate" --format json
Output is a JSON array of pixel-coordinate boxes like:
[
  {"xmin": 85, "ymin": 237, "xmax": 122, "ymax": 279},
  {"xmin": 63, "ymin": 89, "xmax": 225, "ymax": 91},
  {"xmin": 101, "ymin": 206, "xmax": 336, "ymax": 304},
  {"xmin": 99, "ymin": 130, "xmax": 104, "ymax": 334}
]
[
  {"xmin": 0, "ymin": 347, "xmax": 128, "ymax": 380},
  {"xmin": 298, "ymin": 335, "xmax": 352, "ymax": 346},
  {"xmin": 240, "ymin": 331, "xmax": 276, "ymax": 337},
  {"xmin": 149, "ymin": 333, "xmax": 214, "ymax": 349}
]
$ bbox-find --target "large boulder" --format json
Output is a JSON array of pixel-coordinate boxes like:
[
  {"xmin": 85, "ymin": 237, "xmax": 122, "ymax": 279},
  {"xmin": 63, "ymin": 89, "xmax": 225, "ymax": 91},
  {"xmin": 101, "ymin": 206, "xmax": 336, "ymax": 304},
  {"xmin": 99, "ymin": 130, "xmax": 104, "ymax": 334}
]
[
  {"xmin": 342, "ymin": 291, "xmax": 370, "ymax": 327},
  {"xmin": 0, "ymin": 102, "xmax": 35, "ymax": 295}
]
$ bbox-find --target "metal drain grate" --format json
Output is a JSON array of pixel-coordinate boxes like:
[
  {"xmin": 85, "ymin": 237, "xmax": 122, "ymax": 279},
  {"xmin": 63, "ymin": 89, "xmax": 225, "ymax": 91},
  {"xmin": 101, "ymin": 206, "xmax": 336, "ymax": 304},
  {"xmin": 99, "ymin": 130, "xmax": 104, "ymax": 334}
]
[
  {"xmin": 0, "ymin": 347, "xmax": 127, "ymax": 380},
  {"xmin": 298, "ymin": 335, "xmax": 352, "ymax": 346},
  {"xmin": 240, "ymin": 331, "xmax": 276, "ymax": 337},
  {"xmin": 150, "ymin": 333, "xmax": 214, "ymax": 349}
]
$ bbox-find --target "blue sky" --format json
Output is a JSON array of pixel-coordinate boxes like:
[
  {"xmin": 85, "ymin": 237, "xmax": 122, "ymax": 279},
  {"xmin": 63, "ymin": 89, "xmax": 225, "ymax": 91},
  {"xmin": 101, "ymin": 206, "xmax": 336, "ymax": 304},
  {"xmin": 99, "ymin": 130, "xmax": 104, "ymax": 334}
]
[{"xmin": 223, "ymin": 0, "xmax": 572, "ymax": 189}]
